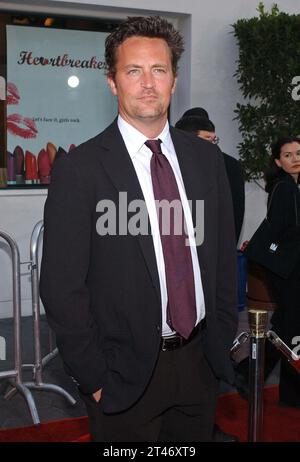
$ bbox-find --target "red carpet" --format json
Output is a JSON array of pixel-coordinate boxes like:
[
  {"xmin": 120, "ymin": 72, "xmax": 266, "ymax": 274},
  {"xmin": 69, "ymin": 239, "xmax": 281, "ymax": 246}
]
[
  {"xmin": 0, "ymin": 387, "xmax": 299, "ymax": 442},
  {"xmin": 216, "ymin": 386, "xmax": 300, "ymax": 442},
  {"xmin": 0, "ymin": 416, "xmax": 90, "ymax": 442}
]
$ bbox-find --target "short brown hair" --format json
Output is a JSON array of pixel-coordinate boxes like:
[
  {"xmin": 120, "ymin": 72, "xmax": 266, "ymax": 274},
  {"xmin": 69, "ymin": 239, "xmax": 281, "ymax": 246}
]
[{"xmin": 105, "ymin": 16, "xmax": 184, "ymax": 78}]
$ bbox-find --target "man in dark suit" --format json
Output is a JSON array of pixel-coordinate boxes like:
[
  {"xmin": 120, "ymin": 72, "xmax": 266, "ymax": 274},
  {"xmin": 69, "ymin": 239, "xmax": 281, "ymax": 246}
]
[
  {"xmin": 175, "ymin": 113, "xmax": 245, "ymax": 243},
  {"xmin": 40, "ymin": 16, "xmax": 238, "ymax": 442}
]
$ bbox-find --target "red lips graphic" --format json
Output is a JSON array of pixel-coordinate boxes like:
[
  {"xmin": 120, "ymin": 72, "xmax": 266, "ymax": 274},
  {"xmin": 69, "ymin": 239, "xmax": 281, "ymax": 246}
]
[
  {"xmin": 7, "ymin": 82, "xmax": 20, "ymax": 105},
  {"xmin": 6, "ymin": 82, "xmax": 39, "ymax": 140},
  {"xmin": 7, "ymin": 113, "xmax": 38, "ymax": 139}
]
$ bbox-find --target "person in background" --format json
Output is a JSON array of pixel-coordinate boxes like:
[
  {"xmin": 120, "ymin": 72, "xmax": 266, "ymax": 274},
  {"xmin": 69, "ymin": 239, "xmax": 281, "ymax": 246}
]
[
  {"xmin": 175, "ymin": 111, "xmax": 245, "ymax": 243},
  {"xmin": 175, "ymin": 110, "xmax": 245, "ymax": 442},
  {"xmin": 182, "ymin": 107, "xmax": 209, "ymax": 119},
  {"xmin": 236, "ymin": 136, "xmax": 300, "ymax": 407},
  {"xmin": 40, "ymin": 16, "xmax": 238, "ymax": 442}
]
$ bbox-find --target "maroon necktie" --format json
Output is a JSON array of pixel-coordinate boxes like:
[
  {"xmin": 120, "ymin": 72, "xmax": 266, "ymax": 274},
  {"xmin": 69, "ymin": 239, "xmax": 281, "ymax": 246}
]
[{"xmin": 145, "ymin": 139, "xmax": 196, "ymax": 339}]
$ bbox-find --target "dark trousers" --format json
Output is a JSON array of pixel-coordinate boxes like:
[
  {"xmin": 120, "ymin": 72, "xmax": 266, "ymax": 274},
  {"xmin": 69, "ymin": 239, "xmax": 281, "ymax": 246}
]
[
  {"xmin": 80, "ymin": 331, "xmax": 218, "ymax": 442},
  {"xmin": 266, "ymin": 271, "xmax": 300, "ymax": 406}
]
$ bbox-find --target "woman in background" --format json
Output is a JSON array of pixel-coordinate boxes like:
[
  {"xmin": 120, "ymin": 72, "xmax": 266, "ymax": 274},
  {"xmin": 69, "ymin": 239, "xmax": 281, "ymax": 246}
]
[
  {"xmin": 236, "ymin": 136, "xmax": 300, "ymax": 407},
  {"xmin": 263, "ymin": 136, "xmax": 300, "ymax": 407}
]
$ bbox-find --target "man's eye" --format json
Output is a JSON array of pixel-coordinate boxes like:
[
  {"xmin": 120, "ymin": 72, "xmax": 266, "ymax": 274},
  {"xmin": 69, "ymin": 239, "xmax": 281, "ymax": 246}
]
[
  {"xmin": 153, "ymin": 68, "xmax": 166, "ymax": 73},
  {"xmin": 128, "ymin": 69, "xmax": 139, "ymax": 75}
]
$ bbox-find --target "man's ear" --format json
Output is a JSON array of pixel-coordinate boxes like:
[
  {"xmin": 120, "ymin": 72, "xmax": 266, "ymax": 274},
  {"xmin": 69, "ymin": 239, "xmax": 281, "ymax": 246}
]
[
  {"xmin": 171, "ymin": 76, "xmax": 177, "ymax": 95},
  {"xmin": 107, "ymin": 74, "xmax": 117, "ymax": 96}
]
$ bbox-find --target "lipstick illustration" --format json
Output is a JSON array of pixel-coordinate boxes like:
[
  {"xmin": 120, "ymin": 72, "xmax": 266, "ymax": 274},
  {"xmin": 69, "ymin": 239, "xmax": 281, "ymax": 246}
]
[
  {"xmin": 38, "ymin": 149, "xmax": 51, "ymax": 184},
  {"xmin": 13, "ymin": 145, "xmax": 25, "ymax": 184},
  {"xmin": 25, "ymin": 150, "xmax": 39, "ymax": 184},
  {"xmin": 7, "ymin": 151, "xmax": 16, "ymax": 185},
  {"xmin": 46, "ymin": 142, "xmax": 57, "ymax": 165}
]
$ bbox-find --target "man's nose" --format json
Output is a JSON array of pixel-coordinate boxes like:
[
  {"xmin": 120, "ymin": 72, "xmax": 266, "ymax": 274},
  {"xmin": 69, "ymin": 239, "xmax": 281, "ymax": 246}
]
[{"xmin": 141, "ymin": 71, "xmax": 155, "ymax": 88}]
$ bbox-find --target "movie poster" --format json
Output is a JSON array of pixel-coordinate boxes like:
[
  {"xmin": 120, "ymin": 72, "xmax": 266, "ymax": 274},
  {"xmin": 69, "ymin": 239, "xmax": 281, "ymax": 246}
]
[{"xmin": 6, "ymin": 25, "xmax": 117, "ymax": 186}]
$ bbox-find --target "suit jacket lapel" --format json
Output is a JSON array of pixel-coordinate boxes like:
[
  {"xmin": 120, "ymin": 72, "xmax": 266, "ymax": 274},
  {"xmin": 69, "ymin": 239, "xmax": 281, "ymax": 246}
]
[
  {"xmin": 170, "ymin": 125, "xmax": 210, "ymax": 236},
  {"xmin": 170, "ymin": 126, "xmax": 211, "ymax": 292},
  {"xmin": 97, "ymin": 120, "xmax": 162, "ymax": 306},
  {"xmin": 170, "ymin": 126, "xmax": 211, "ymax": 215}
]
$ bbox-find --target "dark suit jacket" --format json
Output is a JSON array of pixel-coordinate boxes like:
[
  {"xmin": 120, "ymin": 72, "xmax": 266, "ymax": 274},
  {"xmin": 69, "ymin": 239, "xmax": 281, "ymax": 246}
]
[
  {"xmin": 40, "ymin": 120, "xmax": 238, "ymax": 413},
  {"xmin": 222, "ymin": 153, "xmax": 245, "ymax": 243}
]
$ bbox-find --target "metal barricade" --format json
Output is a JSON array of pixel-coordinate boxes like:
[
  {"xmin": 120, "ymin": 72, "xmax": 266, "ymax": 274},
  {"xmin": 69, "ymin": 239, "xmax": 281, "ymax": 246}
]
[
  {"xmin": 22, "ymin": 220, "xmax": 76, "ymax": 406},
  {"xmin": 1, "ymin": 222, "xmax": 76, "ymax": 425},
  {"xmin": 232, "ymin": 310, "xmax": 300, "ymax": 442},
  {"xmin": 0, "ymin": 230, "xmax": 39, "ymax": 424}
]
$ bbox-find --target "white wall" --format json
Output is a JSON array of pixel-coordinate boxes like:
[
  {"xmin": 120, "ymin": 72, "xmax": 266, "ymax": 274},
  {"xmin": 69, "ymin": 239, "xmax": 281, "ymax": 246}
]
[
  {"xmin": 3, "ymin": 0, "xmax": 299, "ymax": 155},
  {"xmin": 0, "ymin": 189, "xmax": 47, "ymax": 318},
  {"xmin": 0, "ymin": 0, "xmax": 299, "ymax": 317}
]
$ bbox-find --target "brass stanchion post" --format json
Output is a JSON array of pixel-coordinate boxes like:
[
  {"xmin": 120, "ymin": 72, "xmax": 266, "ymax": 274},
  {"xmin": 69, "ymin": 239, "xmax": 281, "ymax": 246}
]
[{"xmin": 248, "ymin": 309, "xmax": 268, "ymax": 442}]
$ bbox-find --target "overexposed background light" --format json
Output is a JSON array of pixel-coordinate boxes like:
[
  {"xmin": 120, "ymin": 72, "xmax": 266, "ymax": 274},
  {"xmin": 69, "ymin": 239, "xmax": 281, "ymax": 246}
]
[{"xmin": 68, "ymin": 75, "xmax": 79, "ymax": 88}]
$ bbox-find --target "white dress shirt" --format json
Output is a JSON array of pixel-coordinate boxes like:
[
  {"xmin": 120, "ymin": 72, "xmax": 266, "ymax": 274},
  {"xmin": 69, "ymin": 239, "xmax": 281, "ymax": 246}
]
[{"xmin": 118, "ymin": 115, "xmax": 205, "ymax": 336}]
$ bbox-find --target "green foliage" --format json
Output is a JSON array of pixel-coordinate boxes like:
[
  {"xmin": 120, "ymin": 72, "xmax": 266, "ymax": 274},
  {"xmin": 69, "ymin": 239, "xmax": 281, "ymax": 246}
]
[{"xmin": 233, "ymin": 3, "xmax": 300, "ymax": 181}]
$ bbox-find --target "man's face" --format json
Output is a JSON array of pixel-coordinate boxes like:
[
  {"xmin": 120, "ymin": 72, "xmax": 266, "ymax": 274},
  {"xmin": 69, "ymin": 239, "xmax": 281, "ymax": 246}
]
[
  {"xmin": 197, "ymin": 130, "xmax": 217, "ymax": 143},
  {"xmin": 107, "ymin": 36, "xmax": 177, "ymax": 129}
]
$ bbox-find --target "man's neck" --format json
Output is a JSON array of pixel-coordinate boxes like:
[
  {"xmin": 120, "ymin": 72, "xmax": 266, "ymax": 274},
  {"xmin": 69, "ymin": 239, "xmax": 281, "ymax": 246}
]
[{"xmin": 119, "ymin": 113, "xmax": 168, "ymax": 139}]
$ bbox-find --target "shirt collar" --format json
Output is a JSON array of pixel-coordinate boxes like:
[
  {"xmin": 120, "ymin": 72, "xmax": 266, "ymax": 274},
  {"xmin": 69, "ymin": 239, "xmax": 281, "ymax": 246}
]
[{"xmin": 117, "ymin": 115, "xmax": 172, "ymax": 160}]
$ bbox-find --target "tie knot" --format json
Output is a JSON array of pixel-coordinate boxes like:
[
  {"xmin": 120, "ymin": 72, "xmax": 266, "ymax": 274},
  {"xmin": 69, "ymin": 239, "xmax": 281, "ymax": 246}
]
[{"xmin": 145, "ymin": 139, "xmax": 162, "ymax": 156}]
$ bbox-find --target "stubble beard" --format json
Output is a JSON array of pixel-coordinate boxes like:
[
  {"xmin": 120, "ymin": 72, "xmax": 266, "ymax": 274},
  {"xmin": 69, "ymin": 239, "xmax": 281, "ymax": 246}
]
[{"xmin": 132, "ymin": 100, "xmax": 167, "ymax": 122}]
